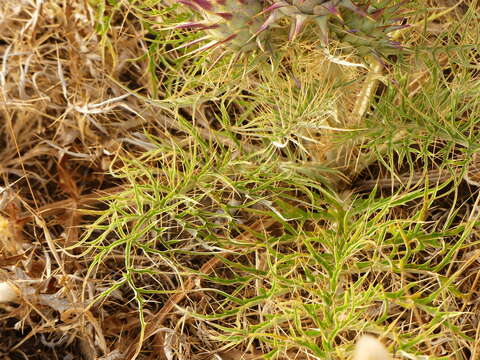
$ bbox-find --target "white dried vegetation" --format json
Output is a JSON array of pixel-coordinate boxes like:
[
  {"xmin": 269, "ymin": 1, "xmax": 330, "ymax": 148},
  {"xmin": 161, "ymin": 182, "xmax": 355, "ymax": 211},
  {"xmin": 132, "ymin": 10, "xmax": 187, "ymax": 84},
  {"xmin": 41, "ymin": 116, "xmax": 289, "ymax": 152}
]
[{"xmin": 353, "ymin": 335, "xmax": 391, "ymax": 360}]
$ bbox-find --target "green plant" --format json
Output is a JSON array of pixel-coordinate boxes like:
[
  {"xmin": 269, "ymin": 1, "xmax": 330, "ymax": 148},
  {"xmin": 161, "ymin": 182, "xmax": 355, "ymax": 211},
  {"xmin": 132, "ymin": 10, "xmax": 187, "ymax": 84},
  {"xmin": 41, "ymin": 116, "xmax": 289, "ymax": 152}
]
[{"xmin": 176, "ymin": 0, "xmax": 410, "ymax": 59}]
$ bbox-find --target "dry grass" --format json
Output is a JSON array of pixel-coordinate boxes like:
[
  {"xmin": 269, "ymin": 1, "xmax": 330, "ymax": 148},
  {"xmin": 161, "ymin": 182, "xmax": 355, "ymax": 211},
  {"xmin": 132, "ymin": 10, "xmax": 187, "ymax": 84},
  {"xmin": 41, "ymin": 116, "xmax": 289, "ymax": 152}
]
[
  {"xmin": 0, "ymin": 0, "xmax": 479, "ymax": 359},
  {"xmin": 0, "ymin": 0, "xmax": 163, "ymax": 358}
]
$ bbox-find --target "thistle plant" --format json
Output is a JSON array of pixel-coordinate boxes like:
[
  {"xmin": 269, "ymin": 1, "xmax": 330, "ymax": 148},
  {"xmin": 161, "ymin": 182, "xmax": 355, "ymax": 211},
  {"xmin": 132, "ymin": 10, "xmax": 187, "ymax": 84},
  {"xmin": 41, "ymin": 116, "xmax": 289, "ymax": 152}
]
[
  {"xmin": 176, "ymin": 0, "xmax": 268, "ymax": 53},
  {"xmin": 175, "ymin": 0, "xmax": 409, "ymax": 59}
]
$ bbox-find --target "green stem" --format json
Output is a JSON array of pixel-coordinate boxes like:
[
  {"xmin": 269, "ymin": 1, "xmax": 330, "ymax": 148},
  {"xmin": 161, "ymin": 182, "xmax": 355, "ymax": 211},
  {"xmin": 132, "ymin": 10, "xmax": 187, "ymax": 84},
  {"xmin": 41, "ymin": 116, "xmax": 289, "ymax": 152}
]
[{"xmin": 324, "ymin": 57, "xmax": 383, "ymax": 181}]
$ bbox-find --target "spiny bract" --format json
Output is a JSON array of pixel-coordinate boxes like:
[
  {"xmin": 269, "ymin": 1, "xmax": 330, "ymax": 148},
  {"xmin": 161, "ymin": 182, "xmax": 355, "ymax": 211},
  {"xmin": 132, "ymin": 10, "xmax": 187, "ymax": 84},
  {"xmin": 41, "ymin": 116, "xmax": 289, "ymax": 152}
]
[
  {"xmin": 326, "ymin": 0, "xmax": 409, "ymax": 56},
  {"xmin": 175, "ymin": 0, "xmax": 408, "ymax": 58},
  {"xmin": 176, "ymin": 0, "xmax": 268, "ymax": 52}
]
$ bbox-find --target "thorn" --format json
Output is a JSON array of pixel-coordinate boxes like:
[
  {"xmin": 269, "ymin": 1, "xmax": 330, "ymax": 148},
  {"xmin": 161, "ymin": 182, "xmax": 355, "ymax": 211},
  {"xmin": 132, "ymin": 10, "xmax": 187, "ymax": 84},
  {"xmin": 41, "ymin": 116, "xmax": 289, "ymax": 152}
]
[
  {"xmin": 289, "ymin": 15, "xmax": 308, "ymax": 41},
  {"xmin": 215, "ymin": 12, "xmax": 233, "ymax": 20},
  {"xmin": 340, "ymin": 0, "xmax": 377, "ymax": 21},
  {"xmin": 174, "ymin": 21, "xmax": 205, "ymax": 29},
  {"xmin": 370, "ymin": 8, "xmax": 386, "ymax": 20},
  {"xmin": 322, "ymin": 5, "xmax": 343, "ymax": 21},
  {"xmin": 174, "ymin": 22, "xmax": 219, "ymax": 31},
  {"xmin": 315, "ymin": 16, "xmax": 329, "ymax": 46},
  {"xmin": 255, "ymin": 12, "xmax": 280, "ymax": 36},
  {"xmin": 190, "ymin": 0, "xmax": 213, "ymax": 10},
  {"xmin": 259, "ymin": 1, "xmax": 288, "ymax": 16},
  {"xmin": 167, "ymin": 35, "xmax": 211, "ymax": 53}
]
